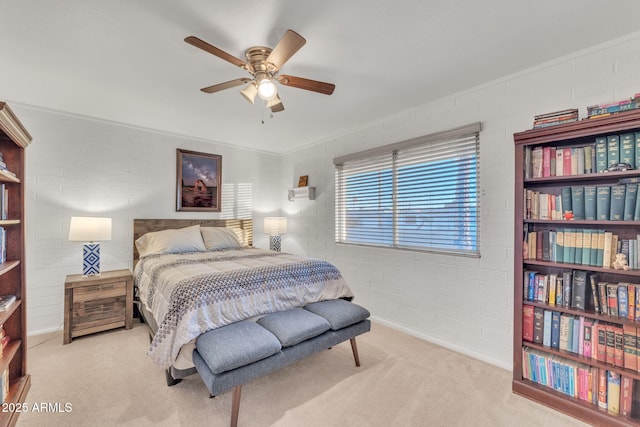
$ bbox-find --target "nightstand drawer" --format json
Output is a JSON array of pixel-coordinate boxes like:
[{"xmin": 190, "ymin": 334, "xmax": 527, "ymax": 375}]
[{"xmin": 73, "ymin": 281, "xmax": 126, "ymax": 302}]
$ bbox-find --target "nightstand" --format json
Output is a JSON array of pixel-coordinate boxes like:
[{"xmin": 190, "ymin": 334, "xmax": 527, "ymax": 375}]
[{"xmin": 63, "ymin": 269, "xmax": 133, "ymax": 344}]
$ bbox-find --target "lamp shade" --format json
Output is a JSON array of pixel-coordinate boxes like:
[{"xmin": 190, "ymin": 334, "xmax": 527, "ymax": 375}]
[
  {"xmin": 240, "ymin": 83, "xmax": 258, "ymax": 104},
  {"xmin": 68, "ymin": 217, "xmax": 112, "ymax": 242},
  {"xmin": 264, "ymin": 217, "xmax": 287, "ymax": 236}
]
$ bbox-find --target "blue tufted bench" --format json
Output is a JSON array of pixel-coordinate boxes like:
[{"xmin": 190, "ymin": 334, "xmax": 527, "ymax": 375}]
[{"xmin": 193, "ymin": 299, "xmax": 371, "ymax": 427}]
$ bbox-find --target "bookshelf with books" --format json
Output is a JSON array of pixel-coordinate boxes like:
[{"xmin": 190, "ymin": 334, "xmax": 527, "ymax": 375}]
[
  {"xmin": 514, "ymin": 110, "xmax": 640, "ymax": 426},
  {"xmin": 0, "ymin": 102, "xmax": 31, "ymax": 426}
]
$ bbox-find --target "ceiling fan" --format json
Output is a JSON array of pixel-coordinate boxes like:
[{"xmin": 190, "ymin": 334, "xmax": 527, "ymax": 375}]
[{"xmin": 185, "ymin": 29, "xmax": 335, "ymax": 113}]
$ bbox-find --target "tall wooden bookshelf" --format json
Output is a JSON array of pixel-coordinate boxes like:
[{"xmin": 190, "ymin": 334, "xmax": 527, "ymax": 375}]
[
  {"xmin": 514, "ymin": 109, "xmax": 640, "ymax": 425},
  {"xmin": 0, "ymin": 102, "xmax": 31, "ymax": 426}
]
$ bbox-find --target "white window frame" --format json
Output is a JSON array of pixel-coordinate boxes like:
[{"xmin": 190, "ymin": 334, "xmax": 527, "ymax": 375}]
[{"xmin": 334, "ymin": 122, "xmax": 481, "ymax": 257}]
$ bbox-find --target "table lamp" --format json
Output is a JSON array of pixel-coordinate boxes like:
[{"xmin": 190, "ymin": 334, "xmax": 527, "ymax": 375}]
[
  {"xmin": 68, "ymin": 216, "xmax": 112, "ymax": 276},
  {"xmin": 264, "ymin": 217, "xmax": 287, "ymax": 252}
]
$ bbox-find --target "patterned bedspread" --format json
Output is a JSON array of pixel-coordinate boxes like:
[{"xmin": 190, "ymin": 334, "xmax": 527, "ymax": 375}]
[{"xmin": 134, "ymin": 248, "xmax": 354, "ymax": 369}]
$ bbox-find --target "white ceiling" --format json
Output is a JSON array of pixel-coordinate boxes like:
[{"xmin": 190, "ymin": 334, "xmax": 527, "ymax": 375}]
[{"xmin": 1, "ymin": 0, "xmax": 640, "ymax": 154}]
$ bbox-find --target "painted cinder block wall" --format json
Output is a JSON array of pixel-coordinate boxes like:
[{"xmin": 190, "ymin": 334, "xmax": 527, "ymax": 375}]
[
  {"xmin": 15, "ymin": 30, "xmax": 640, "ymax": 370},
  {"xmin": 279, "ymin": 31, "xmax": 640, "ymax": 369}
]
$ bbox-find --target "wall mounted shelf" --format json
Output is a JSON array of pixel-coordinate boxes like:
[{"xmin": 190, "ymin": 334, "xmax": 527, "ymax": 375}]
[{"xmin": 288, "ymin": 186, "xmax": 315, "ymax": 201}]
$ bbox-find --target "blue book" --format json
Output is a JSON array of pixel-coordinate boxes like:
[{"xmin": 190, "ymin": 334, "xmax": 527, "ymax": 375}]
[
  {"xmin": 571, "ymin": 186, "xmax": 585, "ymax": 220},
  {"xmin": 624, "ymin": 184, "xmax": 637, "ymax": 221},
  {"xmin": 551, "ymin": 311, "xmax": 561, "ymax": 349},
  {"xmin": 610, "ymin": 184, "xmax": 626, "ymax": 221},
  {"xmin": 543, "ymin": 310, "xmax": 552, "ymax": 347},
  {"xmin": 528, "ymin": 271, "xmax": 537, "ymax": 301},
  {"xmin": 567, "ymin": 316, "xmax": 574, "ymax": 352},
  {"xmin": 584, "ymin": 185, "xmax": 597, "ymax": 220},
  {"xmin": 635, "ymin": 187, "xmax": 640, "ymax": 221},
  {"xmin": 572, "ymin": 316, "xmax": 580, "ymax": 353},
  {"xmin": 618, "ymin": 284, "xmax": 629, "ymax": 318},
  {"xmin": 607, "ymin": 134, "xmax": 620, "ymax": 167}
]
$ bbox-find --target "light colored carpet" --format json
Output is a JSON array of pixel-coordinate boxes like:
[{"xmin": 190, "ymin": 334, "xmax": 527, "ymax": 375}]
[{"xmin": 19, "ymin": 320, "xmax": 588, "ymax": 426}]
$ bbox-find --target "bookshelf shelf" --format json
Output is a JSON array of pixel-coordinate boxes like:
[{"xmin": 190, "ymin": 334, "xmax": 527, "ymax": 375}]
[
  {"xmin": 0, "ymin": 102, "xmax": 31, "ymax": 425},
  {"xmin": 523, "ymin": 259, "xmax": 640, "ymax": 277},
  {"xmin": 514, "ymin": 111, "xmax": 640, "ymax": 425}
]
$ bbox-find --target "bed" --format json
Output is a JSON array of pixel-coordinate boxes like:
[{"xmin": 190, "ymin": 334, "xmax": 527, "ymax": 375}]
[{"xmin": 132, "ymin": 218, "xmax": 355, "ymax": 384}]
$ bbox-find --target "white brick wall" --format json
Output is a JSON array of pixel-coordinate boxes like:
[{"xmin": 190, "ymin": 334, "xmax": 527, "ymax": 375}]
[
  {"xmin": 17, "ymin": 108, "xmax": 282, "ymax": 335},
  {"xmin": 280, "ymin": 31, "xmax": 640, "ymax": 369}
]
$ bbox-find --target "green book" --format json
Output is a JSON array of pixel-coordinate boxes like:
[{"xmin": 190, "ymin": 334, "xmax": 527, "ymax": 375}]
[
  {"xmin": 561, "ymin": 187, "xmax": 572, "ymax": 215},
  {"xmin": 584, "ymin": 145, "xmax": 594, "ymax": 173},
  {"xmin": 584, "ymin": 185, "xmax": 597, "ymax": 220},
  {"xmin": 563, "ymin": 228, "xmax": 572, "ymax": 264},
  {"xmin": 571, "ymin": 186, "xmax": 585, "ymax": 220},
  {"xmin": 610, "ymin": 184, "xmax": 626, "ymax": 221},
  {"xmin": 607, "ymin": 134, "xmax": 620, "ymax": 167},
  {"xmin": 574, "ymin": 230, "xmax": 583, "ymax": 264},
  {"xmin": 635, "ymin": 132, "xmax": 640, "ymax": 171},
  {"xmin": 595, "ymin": 136, "xmax": 608, "ymax": 173},
  {"xmin": 596, "ymin": 230, "xmax": 605, "ymax": 266},
  {"xmin": 620, "ymin": 133, "xmax": 636, "ymax": 168},
  {"xmin": 589, "ymin": 231, "xmax": 599, "ymax": 266},
  {"xmin": 624, "ymin": 183, "xmax": 637, "ymax": 221},
  {"xmin": 581, "ymin": 230, "xmax": 592, "ymax": 266},
  {"xmin": 556, "ymin": 229, "xmax": 564, "ymax": 263},
  {"xmin": 635, "ymin": 186, "xmax": 640, "ymax": 221},
  {"xmin": 596, "ymin": 185, "xmax": 611, "ymax": 220}
]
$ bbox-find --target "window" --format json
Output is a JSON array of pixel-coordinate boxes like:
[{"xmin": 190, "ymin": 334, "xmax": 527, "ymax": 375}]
[{"xmin": 334, "ymin": 123, "xmax": 480, "ymax": 256}]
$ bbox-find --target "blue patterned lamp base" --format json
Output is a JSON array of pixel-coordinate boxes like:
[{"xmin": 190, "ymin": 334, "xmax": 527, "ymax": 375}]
[
  {"xmin": 82, "ymin": 243, "xmax": 101, "ymax": 276},
  {"xmin": 269, "ymin": 235, "xmax": 282, "ymax": 252}
]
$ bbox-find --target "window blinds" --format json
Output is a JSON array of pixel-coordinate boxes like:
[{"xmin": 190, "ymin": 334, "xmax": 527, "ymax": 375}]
[{"xmin": 334, "ymin": 123, "xmax": 480, "ymax": 256}]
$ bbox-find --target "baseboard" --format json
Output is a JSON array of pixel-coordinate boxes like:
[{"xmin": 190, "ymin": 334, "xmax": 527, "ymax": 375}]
[{"xmin": 370, "ymin": 315, "xmax": 511, "ymax": 371}]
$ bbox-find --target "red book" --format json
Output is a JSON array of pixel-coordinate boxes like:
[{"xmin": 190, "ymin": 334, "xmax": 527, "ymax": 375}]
[
  {"xmin": 563, "ymin": 148, "xmax": 572, "ymax": 176},
  {"xmin": 606, "ymin": 324, "xmax": 616, "ymax": 365},
  {"xmin": 522, "ymin": 305, "xmax": 534, "ymax": 342},
  {"xmin": 598, "ymin": 368, "xmax": 608, "ymax": 409},
  {"xmin": 596, "ymin": 323, "xmax": 607, "ymax": 363},
  {"xmin": 621, "ymin": 375, "xmax": 634, "ymax": 417},
  {"xmin": 542, "ymin": 146, "xmax": 551, "ymax": 177},
  {"xmin": 615, "ymin": 325, "xmax": 625, "ymax": 367}
]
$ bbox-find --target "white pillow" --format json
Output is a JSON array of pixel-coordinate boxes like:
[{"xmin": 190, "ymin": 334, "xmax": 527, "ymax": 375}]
[
  {"xmin": 135, "ymin": 225, "xmax": 206, "ymax": 257},
  {"xmin": 200, "ymin": 227, "xmax": 243, "ymax": 250}
]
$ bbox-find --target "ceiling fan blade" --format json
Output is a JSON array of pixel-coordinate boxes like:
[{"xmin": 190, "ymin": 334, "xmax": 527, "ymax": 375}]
[
  {"xmin": 185, "ymin": 36, "xmax": 248, "ymax": 69},
  {"xmin": 266, "ymin": 30, "xmax": 306, "ymax": 70},
  {"xmin": 277, "ymin": 75, "xmax": 335, "ymax": 95},
  {"xmin": 201, "ymin": 78, "xmax": 252, "ymax": 94}
]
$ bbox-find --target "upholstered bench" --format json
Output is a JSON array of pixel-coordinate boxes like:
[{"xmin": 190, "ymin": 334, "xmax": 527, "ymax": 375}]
[{"xmin": 193, "ymin": 299, "xmax": 371, "ymax": 427}]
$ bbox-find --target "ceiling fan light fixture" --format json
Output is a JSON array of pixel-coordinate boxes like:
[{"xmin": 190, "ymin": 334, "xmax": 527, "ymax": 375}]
[
  {"xmin": 257, "ymin": 78, "xmax": 278, "ymax": 101},
  {"xmin": 240, "ymin": 82, "xmax": 258, "ymax": 104},
  {"xmin": 266, "ymin": 94, "xmax": 282, "ymax": 108}
]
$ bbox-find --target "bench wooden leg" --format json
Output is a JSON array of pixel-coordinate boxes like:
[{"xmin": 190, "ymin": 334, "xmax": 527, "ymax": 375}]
[
  {"xmin": 230, "ymin": 385, "xmax": 242, "ymax": 427},
  {"xmin": 350, "ymin": 338, "xmax": 361, "ymax": 367}
]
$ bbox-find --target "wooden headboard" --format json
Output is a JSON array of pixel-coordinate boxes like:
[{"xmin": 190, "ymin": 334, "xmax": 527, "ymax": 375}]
[{"xmin": 132, "ymin": 218, "xmax": 253, "ymax": 264}]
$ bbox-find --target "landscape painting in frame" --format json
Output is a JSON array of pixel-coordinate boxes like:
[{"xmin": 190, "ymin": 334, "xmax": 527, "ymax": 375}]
[{"xmin": 176, "ymin": 149, "xmax": 222, "ymax": 212}]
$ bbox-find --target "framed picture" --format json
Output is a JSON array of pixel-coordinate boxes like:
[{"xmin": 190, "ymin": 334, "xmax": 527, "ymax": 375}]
[
  {"xmin": 298, "ymin": 175, "xmax": 308, "ymax": 187},
  {"xmin": 176, "ymin": 149, "xmax": 222, "ymax": 212}
]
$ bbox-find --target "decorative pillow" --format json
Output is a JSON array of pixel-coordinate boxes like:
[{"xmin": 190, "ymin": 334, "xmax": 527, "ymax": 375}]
[
  {"xmin": 135, "ymin": 225, "xmax": 206, "ymax": 257},
  {"xmin": 200, "ymin": 227, "xmax": 243, "ymax": 250}
]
